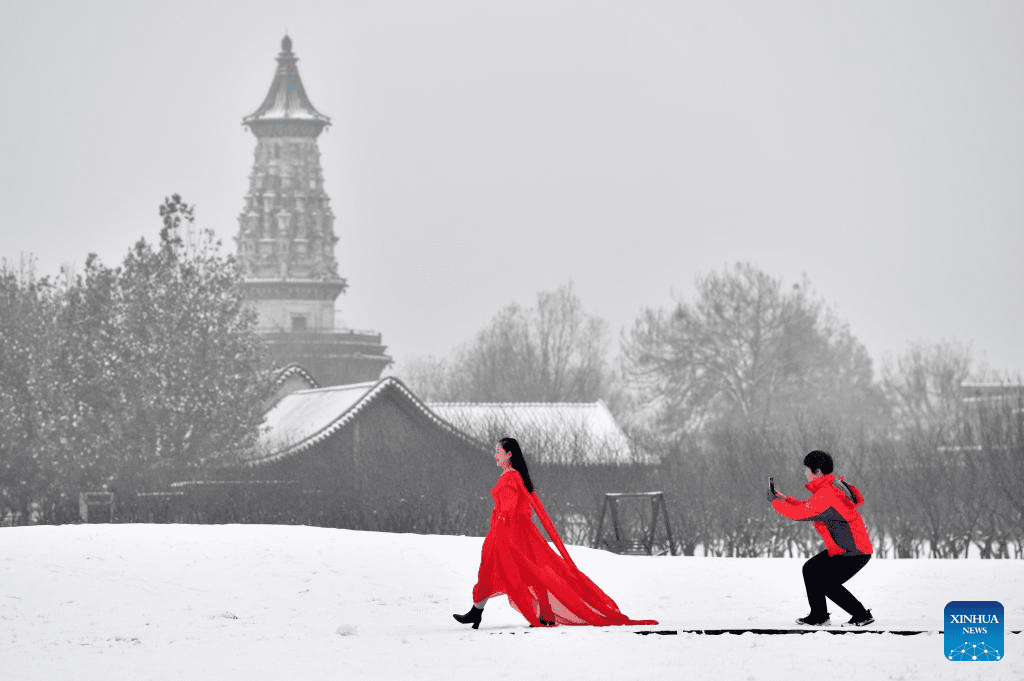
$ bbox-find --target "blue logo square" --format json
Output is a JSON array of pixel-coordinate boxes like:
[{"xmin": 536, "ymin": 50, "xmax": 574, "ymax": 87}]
[{"xmin": 945, "ymin": 601, "xmax": 1004, "ymax": 661}]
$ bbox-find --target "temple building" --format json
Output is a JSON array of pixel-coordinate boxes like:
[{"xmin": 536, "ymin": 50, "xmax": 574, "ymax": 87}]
[{"xmin": 236, "ymin": 36, "xmax": 391, "ymax": 386}]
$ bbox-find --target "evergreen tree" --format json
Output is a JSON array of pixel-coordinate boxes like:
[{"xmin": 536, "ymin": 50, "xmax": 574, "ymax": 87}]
[
  {"xmin": 0, "ymin": 196, "xmax": 272, "ymax": 522},
  {"xmin": 0, "ymin": 259, "xmax": 61, "ymax": 521},
  {"xmin": 84, "ymin": 195, "xmax": 272, "ymax": 491}
]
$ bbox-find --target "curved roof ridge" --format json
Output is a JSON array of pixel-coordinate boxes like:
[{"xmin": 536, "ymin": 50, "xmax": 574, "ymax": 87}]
[
  {"xmin": 248, "ymin": 376, "xmax": 485, "ymax": 466},
  {"xmin": 292, "ymin": 379, "xmax": 378, "ymax": 395},
  {"xmin": 272, "ymin": 363, "xmax": 320, "ymax": 388},
  {"xmin": 249, "ymin": 379, "xmax": 392, "ymax": 464}
]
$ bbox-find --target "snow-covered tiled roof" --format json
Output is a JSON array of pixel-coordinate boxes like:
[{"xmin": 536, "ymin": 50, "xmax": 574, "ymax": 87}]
[
  {"xmin": 272, "ymin": 363, "xmax": 319, "ymax": 389},
  {"xmin": 248, "ymin": 377, "xmax": 483, "ymax": 466},
  {"xmin": 426, "ymin": 402, "xmax": 654, "ymax": 465}
]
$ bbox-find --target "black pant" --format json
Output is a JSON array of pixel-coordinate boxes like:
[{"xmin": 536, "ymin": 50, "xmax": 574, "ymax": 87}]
[{"xmin": 802, "ymin": 550, "xmax": 870, "ymax": 618}]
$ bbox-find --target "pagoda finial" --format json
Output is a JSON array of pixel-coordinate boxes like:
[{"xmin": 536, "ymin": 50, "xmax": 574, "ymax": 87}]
[{"xmin": 243, "ymin": 35, "xmax": 330, "ymax": 137}]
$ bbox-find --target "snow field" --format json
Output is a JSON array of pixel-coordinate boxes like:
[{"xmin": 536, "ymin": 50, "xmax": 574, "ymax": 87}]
[{"xmin": 0, "ymin": 524, "xmax": 1021, "ymax": 680}]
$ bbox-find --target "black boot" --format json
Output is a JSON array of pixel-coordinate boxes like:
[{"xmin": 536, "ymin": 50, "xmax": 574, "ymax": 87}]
[
  {"xmin": 453, "ymin": 606, "xmax": 483, "ymax": 629},
  {"xmin": 795, "ymin": 612, "xmax": 831, "ymax": 626},
  {"xmin": 534, "ymin": 590, "xmax": 556, "ymax": 627}
]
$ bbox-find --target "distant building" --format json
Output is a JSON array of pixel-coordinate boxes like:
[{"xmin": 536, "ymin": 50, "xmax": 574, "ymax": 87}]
[
  {"xmin": 134, "ymin": 381, "xmax": 658, "ymax": 535},
  {"xmin": 960, "ymin": 381, "xmax": 1023, "ymax": 444},
  {"xmin": 426, "ymin": 401, "xmax": 655, "ymax": 465},
  {"xmin": 932, "ymin": 382, "xmax": 1023, "ymax": 458},
  {"xmin": 236, "ymin": 36, "xmax": 391, "ymax": 386},
  {"xmin": 231, "ymin": 376, "xmax": 493, "ymax": 532},
  {"xmin": 251, "ymin": 377, "xmax": 483, "ymax": 466},
  {"xmin": 243, "ymin": 390, "xmax": 656, "ymax": 538},
  {"xmin": 960, "ymin": 382, "xmax": 1024, "ymax": 407}
]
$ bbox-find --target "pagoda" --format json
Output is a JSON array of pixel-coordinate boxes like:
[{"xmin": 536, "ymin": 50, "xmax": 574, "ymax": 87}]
[{"xmin": 237, "ymin": 36, "xmax": 391, "ymax": 386}]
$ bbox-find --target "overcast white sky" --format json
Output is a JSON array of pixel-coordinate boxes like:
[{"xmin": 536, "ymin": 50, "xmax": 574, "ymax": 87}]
[{"xmin": 2, "ymin": 1, "xmax": 1022, "ymax": 377}]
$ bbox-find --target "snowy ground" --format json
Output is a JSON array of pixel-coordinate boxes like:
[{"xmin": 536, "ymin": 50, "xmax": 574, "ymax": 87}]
[{"xmin": 0, "ymin": 524, "xmax": 1021, "ymax": 680}]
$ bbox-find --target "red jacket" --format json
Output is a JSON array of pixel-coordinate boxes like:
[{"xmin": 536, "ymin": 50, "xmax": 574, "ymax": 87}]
[{"xmin": 772, "ymin": 474, "xmax": 873, "ymax": 556}]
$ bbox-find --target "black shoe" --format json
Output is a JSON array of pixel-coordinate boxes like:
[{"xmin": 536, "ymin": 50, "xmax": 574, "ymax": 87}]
[
  {"xmin": 530, "ymin": 618, "xmax": 556, "ymax": 627},
  {"xmin": 795, "ymin": 613, "xmax": 831, "ymax": 626},
  {"xmin": 842, "ymin": 609, "xmax": 874, "ymax": 627},
  {"xmin": 453, "ymin": 606, "xmax": 483, "ymax": 629}
]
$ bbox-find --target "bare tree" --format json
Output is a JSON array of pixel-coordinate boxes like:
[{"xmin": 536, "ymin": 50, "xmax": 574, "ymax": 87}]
[
  {"xmin": 534, "ymin": 284, "xmax": 607, "ymax": 401},
  {"xmin": 622, "ymin": 262, "xmax": 881, "ymax": 436},
  {"xmin": 456, "ymin": 302, "xmax": 539, "ymax": 401},
  {"xmin": 972, "ymin": 388, "xmax": 1024, "ymax": 556},
  {"xmin": 402, "ymin": 281, "xmax": 610, "ymax": 403},
  {"xmin": 398, "ymin": 355, "xmax": 456, "ymax": 402},
  {"xmin": 881, "ymin": 341, "xmax": 974, "ymax": 439}
]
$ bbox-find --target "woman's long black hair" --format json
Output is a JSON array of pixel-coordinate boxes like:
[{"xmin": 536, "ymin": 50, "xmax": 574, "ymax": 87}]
[{"xmin": 500, "ymin": 437, "xmax": 535, "ymax": 494}]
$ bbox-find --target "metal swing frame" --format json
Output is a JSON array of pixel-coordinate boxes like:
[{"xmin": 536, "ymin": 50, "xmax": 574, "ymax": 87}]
[{"xmin": 593, "ymin": 491, "xmax": 678, "ymax": 556}]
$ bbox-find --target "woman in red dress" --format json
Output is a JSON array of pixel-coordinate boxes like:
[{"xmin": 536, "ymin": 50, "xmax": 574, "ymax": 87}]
[{"xmin": 453, "ymin": 438, "xmax": 657, "ymax": 629}]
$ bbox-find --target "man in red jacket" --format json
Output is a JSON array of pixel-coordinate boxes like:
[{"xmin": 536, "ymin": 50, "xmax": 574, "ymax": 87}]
[{"xmin": 770, "ymin": 450, "xmax": 875, "ymax": 627}]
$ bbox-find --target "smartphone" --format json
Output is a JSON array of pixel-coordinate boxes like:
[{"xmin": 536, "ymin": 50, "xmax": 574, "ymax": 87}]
[{"xmin": 769, "ymin": 476, "xmax": 776, "ymax": 495}]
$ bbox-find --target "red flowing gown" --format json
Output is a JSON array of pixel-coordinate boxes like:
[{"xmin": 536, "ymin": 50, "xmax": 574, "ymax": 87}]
[{"xmin": 471, "ymin": 470, "xmax": 658, "ymax": 627}]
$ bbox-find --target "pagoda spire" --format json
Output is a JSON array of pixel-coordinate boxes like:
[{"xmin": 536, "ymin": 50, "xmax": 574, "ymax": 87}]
[
  {"xmin": 243, "ymin": 35, "xmax": 331, "ymax": 138},
  {"xmin": 234, "ymin": 36, "xmax": 392, "ymax": 387},
  {"xmin": 237, "ymin": 35, "xmax": 343, "ymax": 286}
]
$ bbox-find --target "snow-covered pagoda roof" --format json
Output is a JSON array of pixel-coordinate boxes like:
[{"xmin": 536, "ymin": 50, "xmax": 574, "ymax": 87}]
[
  {"xmin": 243, "ymin": 35, "xmax": 331, "ymax": 137},
  {"xmin": 426, "ymin": 402, "xmax": 655, "ymax": 465},
  {"xmin": 248, "ymin": 377, "xmax": 483, "ymax": 466}
]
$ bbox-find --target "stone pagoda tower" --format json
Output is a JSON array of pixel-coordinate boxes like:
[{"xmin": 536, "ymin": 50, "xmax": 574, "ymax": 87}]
[{"xmin": 237, "ymin": 36, "xmax": 391, "ymax": 386}]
